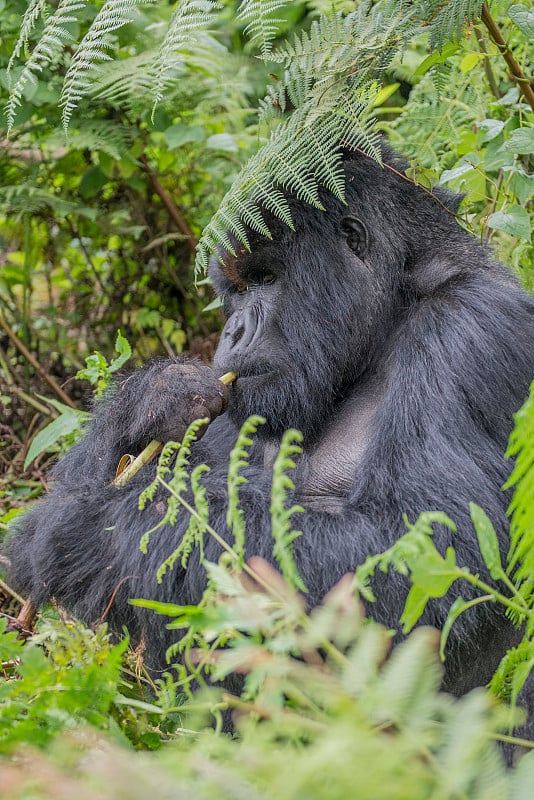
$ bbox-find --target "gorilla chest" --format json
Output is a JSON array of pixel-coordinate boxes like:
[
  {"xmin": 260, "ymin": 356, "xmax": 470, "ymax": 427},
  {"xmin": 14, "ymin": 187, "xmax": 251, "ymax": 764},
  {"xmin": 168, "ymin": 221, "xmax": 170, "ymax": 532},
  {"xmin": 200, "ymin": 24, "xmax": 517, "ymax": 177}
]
[{"xmin": 264, "ymin": 387, "xmax": 380, "ymax": 511}]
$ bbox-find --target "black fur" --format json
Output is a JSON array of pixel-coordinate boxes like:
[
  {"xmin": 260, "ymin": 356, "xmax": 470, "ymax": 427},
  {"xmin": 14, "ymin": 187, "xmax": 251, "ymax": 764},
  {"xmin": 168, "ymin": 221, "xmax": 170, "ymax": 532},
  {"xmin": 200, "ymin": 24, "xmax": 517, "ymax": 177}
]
[{"xmin": 7, "ymin": 146, "xmax": 534, "ymax": 739}]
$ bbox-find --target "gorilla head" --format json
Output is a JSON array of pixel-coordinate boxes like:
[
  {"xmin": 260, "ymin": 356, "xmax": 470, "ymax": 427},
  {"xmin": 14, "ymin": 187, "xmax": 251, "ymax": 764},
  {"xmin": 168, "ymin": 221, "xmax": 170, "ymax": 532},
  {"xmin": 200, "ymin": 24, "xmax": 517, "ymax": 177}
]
[{"xmin": 210, "ymin": 148, "xmax": 463, "ymax": 441}]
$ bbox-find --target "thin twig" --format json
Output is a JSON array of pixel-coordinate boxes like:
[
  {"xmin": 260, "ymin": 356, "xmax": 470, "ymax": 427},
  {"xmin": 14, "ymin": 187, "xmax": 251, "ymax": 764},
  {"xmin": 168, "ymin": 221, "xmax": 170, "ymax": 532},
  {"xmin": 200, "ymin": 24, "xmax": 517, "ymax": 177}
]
[
  {"xmin": 0, "ymin": 577, "xmax": 25, "ymax": 606},
  {"xmin": 0, "ymin": 313, "xmax": 76, "ymax": 409},
  {"xmin": 474, "ymin": 26, "xmax": 501, "ymax": 100},
  {"xmin": 140, "ymin": 154, "xmax": 198, "ymax": 250}
]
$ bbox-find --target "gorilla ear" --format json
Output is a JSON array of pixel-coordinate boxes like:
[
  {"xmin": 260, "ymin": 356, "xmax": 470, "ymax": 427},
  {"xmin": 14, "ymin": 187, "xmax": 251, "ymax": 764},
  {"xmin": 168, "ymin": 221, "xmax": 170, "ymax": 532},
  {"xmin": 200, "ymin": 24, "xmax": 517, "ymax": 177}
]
[{"xmin": 341, "ymin": 215, "xmax": 368, "ymax": 258}]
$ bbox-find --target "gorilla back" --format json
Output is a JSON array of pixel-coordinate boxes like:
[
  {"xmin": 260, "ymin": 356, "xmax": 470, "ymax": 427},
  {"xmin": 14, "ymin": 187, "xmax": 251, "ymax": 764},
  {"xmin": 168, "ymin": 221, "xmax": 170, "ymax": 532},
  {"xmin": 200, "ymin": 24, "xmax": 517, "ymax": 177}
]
[{"xmin": 7, "ymin": 145, "xmax": 534, "ymax": 719}]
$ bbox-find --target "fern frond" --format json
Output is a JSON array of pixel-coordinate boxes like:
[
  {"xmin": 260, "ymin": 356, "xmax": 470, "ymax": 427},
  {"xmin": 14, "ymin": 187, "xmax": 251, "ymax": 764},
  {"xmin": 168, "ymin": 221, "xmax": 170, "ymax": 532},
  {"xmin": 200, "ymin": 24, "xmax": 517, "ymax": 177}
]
[
  {"xmin": 227, "ymin": 416, "xmax": 266, "ymax": 565},
  {"xmin": 237, "ymin": 0, "xmax": 290, "ymax": 59},
  {"xmin": 196, "ymin": 3, "xmax": 414, "ymax": 270},
  {"xmin": 90, "ymin": 51, "xmax": 158, "ymax": 108},
  {"xmin": 0, "ymin": 184, "xmax": 97, "ymax": 219},
  {"xmin": 6, "ymin": 0, "xmax": 86, "ymax": 132},
  {"xmin": 420, "ymin": 1, "xmax": 484, "ymax": 51},
  {"xmin": 7, "ymin": 0, "xmax": 48, "ymax": 76},
  {"xmin": 45, "ymin": 119, "xmax": 133, "ymax": 160},
  {"xmin": 138, "ymin": 417, "xmax": 209, "ymax": 553},
  {"xmin": 196, "ymin": 82, "xmax": 380, "ymax": 271},
  {"xmin": 157, "ymin": 463, "xmax": 211, "ymax": 581},
  {"xmin": 150, "ymin": 0, "xmax": 218, "ymax": 117},
  {"xmin": 270, "ymin": 429, "xmax": 306, "ymax": 593},
  {"xmin": 504, "ymin": 382, "xmax": 534, "ymax": 604},
  {"xmin": 60, "ymin": 0, "xmax": 152, "ymax": 131},
  {"xmin": 386, "ymin": 68, "xmax": 481, "ymax": 169}
]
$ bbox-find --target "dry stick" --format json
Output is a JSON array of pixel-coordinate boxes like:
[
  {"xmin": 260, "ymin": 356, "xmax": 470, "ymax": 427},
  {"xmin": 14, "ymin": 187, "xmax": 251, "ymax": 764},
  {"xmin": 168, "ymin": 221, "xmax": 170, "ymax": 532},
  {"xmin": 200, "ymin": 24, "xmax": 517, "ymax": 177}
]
[
  {"xmin": 114, "ymin": 371, "xmax": 237, "ymax": 489},
  {"xmin": 11, "ymin": 597, "xmax": 37, "ymax": 636},
  {"xmin": 0, "ymin": 313, "xmax": 76, "ymax": 409},
  {"xmin": 139, "ymin": 154, "xmax": 198, "ymax": 251},
  {"xmin": 480, "ymin": 3, "xmax": 534, "ymax": 114}
]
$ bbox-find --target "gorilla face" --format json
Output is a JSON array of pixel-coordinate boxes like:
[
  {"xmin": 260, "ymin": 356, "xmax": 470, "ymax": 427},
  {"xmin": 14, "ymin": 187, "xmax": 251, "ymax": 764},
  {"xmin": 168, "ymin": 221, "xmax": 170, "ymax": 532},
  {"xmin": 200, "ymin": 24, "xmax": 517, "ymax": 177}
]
[{"xmin": 209, "ymin": 192, "xmax": 400, "ymax": 441}]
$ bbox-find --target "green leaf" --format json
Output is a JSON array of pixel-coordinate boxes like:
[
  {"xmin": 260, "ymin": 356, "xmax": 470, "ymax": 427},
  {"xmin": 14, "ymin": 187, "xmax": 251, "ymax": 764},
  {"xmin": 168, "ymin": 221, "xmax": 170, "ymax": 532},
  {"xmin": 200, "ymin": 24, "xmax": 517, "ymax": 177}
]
[
  {"xmin": 109, "ymin": 329, "xmax": 132, "ymax": 373},
  {"xmin": 24, "ymin": 411, "xmax": 85, "ymax": 469},
  {"xmin": 509, "ymin": 4, "xmax": 534, "ymax": 37},
  {"xmin": 164, "ymin": 124, "xmax": 205, "ymax": 150},
  {"xmin": 460, "ymin": 52, "xmax": 482, "ymax": 73},
  {"xmin": 478, "ymin": 119, "xmax": 505, "ymax": 143},
  {"xmin": 441, "ymin": 597, "xmax": 472, "ymax": 661},
  {"xmin": 487, "ymin": 205, "xmax": 532, "ymax": 241},
  {"xmin": 440, "ymin": 162, "xmax": 474, "ymax": 183},
  {"xmin": 206, "ymin": 133, "xmax": 238, "ymax": 152},
  {"xmin": 409, "ymin": 546, "xmax": 458, "ymax": 596},
  {"xmin": 414, "ymin": 43, "xmax": 459, "ymax": 77},
  {"xmin": 401, "ymin": 585, "xmax": 429, "ymax": 632},
  {"xmin": 372, "ymin": 82, "xmax": 399, "ymax": 107},
  {"xmin": 503, "ymin": 127, "xmax": 534, "ymax": 155},
  {"xmin": 79, "ymin": 166, "xmax": 108, "ymax": 199},
  {"xmin": 203, "ymin": 296, "xmax": 223, "ymax": 312},
  {"xmin": 470, "ymin": 503, "xmax": 503, "ymax": 581}
]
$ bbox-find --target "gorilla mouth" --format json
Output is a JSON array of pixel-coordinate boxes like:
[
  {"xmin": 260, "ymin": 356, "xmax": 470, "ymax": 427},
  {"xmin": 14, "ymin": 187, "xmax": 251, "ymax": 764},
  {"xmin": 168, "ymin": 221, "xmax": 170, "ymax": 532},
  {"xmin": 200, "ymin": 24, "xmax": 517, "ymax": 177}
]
[{"xmin": 234, "ymin": 370, "xmax": 278, "ymax": 385}]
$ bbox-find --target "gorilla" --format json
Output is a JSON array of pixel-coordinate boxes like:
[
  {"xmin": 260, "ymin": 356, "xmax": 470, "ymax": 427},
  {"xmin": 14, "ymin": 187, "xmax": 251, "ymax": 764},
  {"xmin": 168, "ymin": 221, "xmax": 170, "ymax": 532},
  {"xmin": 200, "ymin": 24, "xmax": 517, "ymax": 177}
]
[{"xmin": 7, "ymin": 145, "xmax": 534, "ymax": 730}]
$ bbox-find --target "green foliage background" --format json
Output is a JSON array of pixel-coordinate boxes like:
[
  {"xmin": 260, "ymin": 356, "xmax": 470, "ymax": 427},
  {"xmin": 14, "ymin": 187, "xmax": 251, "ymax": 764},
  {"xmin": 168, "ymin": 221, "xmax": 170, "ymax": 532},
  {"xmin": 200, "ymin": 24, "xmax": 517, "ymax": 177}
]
[{"xmin": 0, "ymin": 0, "xmax": 534, "ymax": 796}]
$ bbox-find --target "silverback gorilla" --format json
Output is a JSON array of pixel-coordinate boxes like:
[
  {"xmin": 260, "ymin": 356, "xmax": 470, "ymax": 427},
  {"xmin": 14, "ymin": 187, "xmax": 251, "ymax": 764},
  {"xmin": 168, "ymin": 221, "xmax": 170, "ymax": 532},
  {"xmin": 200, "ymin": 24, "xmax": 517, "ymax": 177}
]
[{"xmin": 7, "ymin": 145, "xmax": 534, "ymax": 735}]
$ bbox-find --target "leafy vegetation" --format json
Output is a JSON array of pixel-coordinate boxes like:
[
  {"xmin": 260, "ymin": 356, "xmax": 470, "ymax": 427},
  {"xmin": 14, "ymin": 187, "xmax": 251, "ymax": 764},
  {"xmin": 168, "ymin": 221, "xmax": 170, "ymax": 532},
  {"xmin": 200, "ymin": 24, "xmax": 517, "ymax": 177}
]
[{"xmin": 1, "ymin": 0, "xmax": 534, "ymax": 795}]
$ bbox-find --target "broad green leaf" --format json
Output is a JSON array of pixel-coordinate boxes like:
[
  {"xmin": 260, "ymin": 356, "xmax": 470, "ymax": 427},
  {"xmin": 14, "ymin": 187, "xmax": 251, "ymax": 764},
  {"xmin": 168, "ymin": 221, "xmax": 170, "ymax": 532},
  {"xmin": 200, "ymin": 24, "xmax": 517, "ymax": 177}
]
[
  {"xmin": 440, "ymin": 162, "xmax": 474, "ymax": 183},
  {"xmin": 414, "ymin": 42, "xmax": 459, "ymax": 76},
  {"xmin": 203, "ymin": 295, "xmax": 223, "ymax": 311},
  {"xmin": 509, "ymin": 4, "xmax": 534, "ymax": 37},
  {"xmin": 487, "ymin": 205, "xmax": 532, "ymax": 241},
  {"xmin": 164, "ymin": 124, "xmax": 205, "ymax": 150},
  {"xmin": 470, "ymin": 503, "xmax": 503, "ymax": 581},
  {"xmin": 409, "ymin": 547, "xmax": 458, "ymax": 596},
  {"xmin": 478, "ymin": 119, "xmax": 505, "ymax": 142},
  {"xmin": 460, "ymin": 52, "xmax": 482, "ymax": 73},
  {"xmin": 503, "ymin": 127, "xmax": 534, "ymax": 155},
  {"xmin": 372, "ymin": 82, "xmax": 400, "ymax": 107},
  {"xmin": 401, "ymin": 585, "xmax": 429, "ymax": 632},
  {"xmin": 206, "ymin": 133, "xmax": 238, "ymax": 152},
  {"xmin": 109, "ymin": 329, "xmax": 132, "ymax": 372},
  {"xmin": 24, "ymin": 412, "xmax": 84, "ymax": 469}
]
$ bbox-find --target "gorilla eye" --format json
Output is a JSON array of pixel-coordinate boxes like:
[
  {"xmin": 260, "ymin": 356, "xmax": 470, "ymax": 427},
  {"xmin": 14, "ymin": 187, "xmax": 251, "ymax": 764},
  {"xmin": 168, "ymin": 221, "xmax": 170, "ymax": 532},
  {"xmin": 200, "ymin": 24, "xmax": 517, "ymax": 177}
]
[
  {"xmin": 341, "ymin": 215, "xmax": 369, "ymax": 259},
  {"xmin": 237, "ymin": 282, "xmax": 248, "ymax": 294},
  {"xmin": 262, "ymin": 273, "xmax": 275, "ymax": 285}
]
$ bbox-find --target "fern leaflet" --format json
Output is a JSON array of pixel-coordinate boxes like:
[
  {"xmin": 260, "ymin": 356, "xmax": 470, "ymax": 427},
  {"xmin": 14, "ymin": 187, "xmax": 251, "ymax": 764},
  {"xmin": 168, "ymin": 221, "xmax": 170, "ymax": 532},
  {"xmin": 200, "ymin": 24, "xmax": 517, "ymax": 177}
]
[
  {"xmin": 6, "ymin": 0, "xmax": 86, "ymax": 132},
  {"xmin": 237, "ymin": 0, "xmax": 290, "ymax": 59},
  {"xmin": 151, "ymin": 0, "xmax": 218, "ymax": 118},
  {"xmin": 60, "ymin": 0, "xmax": 154, "ymax": 131}
]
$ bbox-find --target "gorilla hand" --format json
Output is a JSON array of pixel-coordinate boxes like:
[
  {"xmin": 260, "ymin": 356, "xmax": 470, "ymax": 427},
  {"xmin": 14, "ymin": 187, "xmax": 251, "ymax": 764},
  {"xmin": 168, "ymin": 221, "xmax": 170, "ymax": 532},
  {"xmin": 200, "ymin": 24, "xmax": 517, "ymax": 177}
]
[{"xmin": 123, "ymin": 359, "xmax": 231, "ymax": 449}]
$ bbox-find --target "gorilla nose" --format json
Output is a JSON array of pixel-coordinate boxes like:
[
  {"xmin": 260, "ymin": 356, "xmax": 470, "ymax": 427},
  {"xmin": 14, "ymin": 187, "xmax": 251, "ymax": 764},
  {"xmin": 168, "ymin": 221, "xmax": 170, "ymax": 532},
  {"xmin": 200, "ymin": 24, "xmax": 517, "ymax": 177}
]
[
  {"xmin": 221, "ymin": 308, "xmax": 259, "ymax": 352},
  {"xmin": 223, "ymin": 313, "xmax": 246, "ymax": 348}
]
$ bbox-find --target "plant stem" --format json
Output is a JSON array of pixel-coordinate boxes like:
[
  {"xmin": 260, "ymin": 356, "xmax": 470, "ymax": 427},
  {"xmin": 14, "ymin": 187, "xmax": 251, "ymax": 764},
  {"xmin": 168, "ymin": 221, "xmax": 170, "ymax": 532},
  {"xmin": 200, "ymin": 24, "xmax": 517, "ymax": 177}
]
[
  {"xmin": 480, "ymin": 3, "xmax": 534, "ymax": 113},
  {"xmin": 140, "ymin": 154, "xmax": 198, "ymax": 251}
]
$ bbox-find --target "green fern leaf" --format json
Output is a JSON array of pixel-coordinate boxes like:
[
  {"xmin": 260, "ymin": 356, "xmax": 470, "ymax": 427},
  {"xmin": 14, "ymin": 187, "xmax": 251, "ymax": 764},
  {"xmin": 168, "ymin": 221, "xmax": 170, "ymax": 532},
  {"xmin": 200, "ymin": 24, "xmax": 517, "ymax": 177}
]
[
  {"xmin": 7, "ymin": 0, "xmax": 48, "ymax": 76},
  {"xmin": 151, "ymin": 0, "xmax": 218, "ymax": 118},
  {"xmin": 237, "ymin": 0, "xmax": 290, "ymax": 59},
  {"xmin": 6, "ymin": 0, "xmax": 86, "ymax": 132},
  {"xmin": 60, "ymin": 0, "xmax": 152, "ymax": 131}
]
